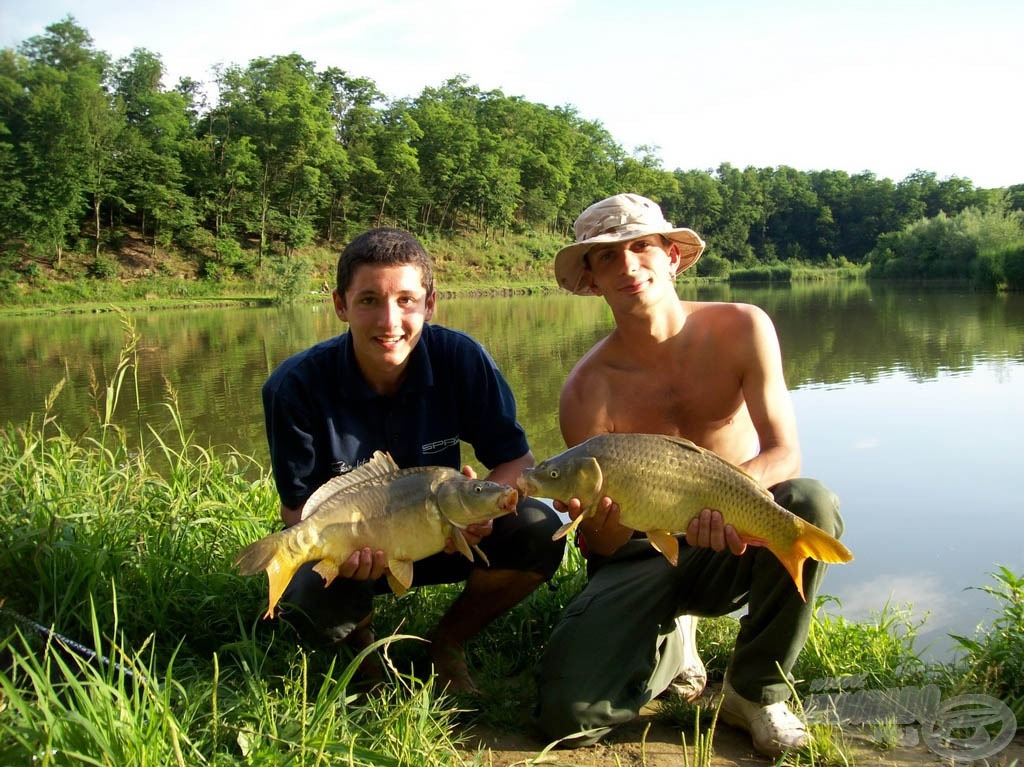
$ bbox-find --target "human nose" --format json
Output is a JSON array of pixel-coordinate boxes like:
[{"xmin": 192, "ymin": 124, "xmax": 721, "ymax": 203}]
[
  {"xmin": 616, "ymin": 246, "xmax": 639, "ymax": 274},
  {"xmin": 378, "ymin": 299, "xmax": 403, "ymax": 329}
]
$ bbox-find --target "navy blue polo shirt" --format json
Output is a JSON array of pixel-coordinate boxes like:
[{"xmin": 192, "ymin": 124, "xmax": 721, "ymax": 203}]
[{"xmin": 262, "ymin": 323, "xmax": 530, "ymax": 510}]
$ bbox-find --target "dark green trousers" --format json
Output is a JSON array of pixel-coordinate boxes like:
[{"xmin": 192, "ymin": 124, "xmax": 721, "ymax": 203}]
[{"xmin": 534, "ymin": 478, "xmax": 843, "ymax": 746}]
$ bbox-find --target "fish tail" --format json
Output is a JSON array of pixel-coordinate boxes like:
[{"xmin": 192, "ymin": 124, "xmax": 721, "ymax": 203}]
[
  {"xmin": 771, "ymin": 547, "xmax": 810, "ymax": 602},
  {"xmin": 234, "ymin": 534, "xmax": 302, "ymax": 619},
  {"xmin": 794, "ymin": 521, "xmax": 854, "ymax": 565},
  {"xmin": 772, "ymin": 522, "xmax": 853, "ymax": 602},
  {"xmin": 234, "ymin": 533, "xmax": 284, "ymax": 575}
]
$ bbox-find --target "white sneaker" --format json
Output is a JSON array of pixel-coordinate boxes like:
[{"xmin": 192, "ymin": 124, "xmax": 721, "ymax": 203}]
[
  {"xmin": 667, "ymin": 615, "xmax": 706, "ymax": 701},
  {"xmin": 720, "ymin": 678, "xmax": 808, "ymax": 757}
]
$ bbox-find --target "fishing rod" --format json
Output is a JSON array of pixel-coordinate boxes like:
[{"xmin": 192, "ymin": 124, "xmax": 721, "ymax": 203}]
[{"xmin": 0, "ymin": 604, "xmax": 139, "ymax": 682}]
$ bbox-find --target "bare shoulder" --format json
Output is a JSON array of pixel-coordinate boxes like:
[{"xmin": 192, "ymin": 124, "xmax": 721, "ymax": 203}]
[
  {"xmin": 561, "ymin": 335, "xmax": 612, "ymax": 402},
  {"xmin": 685, "ymin": 300, "xmax": 770, "ymax": 328},
  {"xmin": 686, "ymin": 301, "xmax": 777, "ymax": 348}
]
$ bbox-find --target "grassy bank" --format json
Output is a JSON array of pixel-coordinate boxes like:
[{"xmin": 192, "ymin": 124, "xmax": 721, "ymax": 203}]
[
  {"xmin": 1, "ymin": 367, "xmax": 1020, "ymax": 764},
  {"xmin": 1, "ymin": 229, "xmax": 871, "ymax": 317}
]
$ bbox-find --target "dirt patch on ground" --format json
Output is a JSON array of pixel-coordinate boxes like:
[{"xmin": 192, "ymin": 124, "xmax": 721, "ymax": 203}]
[{"xmin": 457, "ymin": 682, "xmax": 1024, "ymax": 767}]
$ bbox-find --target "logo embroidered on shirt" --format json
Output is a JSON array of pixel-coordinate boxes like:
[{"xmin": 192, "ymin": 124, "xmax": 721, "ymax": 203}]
[{"xmin": 422, "ymin": 436, "xmax": 459, "ymax": 455}]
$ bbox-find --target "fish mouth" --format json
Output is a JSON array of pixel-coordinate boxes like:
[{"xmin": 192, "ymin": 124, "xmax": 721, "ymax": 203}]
[
  {"xmin": 500, "ymin": 487, "xmax": 520, "ymax": 513},
  {"xmin": 515, "ymin": 473, "xmax": 534, "ymax": 498}
]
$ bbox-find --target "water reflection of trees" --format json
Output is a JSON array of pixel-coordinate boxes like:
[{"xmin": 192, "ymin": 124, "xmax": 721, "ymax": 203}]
[
  {"xmin": 722, "ymin": 282, "xmax": 1023, "ymax": 387},
  {"xmin": 1, "ymin": 285, "xmax": 1021, "ymax": 464}
]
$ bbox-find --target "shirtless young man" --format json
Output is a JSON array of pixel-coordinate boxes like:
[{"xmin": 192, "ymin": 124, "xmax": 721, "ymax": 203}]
[{"xmin": 534, "ymin": 194, "xmax": 843, "ymax": 758}]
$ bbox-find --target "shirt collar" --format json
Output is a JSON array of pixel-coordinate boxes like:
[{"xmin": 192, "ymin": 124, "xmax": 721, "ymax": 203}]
[{"xmin": 340, "ymin": 323, "xmax": 435, "ymax": 399}]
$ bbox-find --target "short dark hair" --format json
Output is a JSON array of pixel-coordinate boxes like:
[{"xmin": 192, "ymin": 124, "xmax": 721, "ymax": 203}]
[{"xmin": 336, "ymin": 227, "xmax": 435, "ymax": 297}]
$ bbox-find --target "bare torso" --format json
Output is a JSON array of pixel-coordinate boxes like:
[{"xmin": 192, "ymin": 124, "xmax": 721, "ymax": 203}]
[{"xmin": 562, "ymin": 300, "xmax": 764, "ymax": 467}]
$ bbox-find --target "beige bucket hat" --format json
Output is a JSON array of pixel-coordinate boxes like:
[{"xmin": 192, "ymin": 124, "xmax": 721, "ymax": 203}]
[{"xmin": 554, "ymin": 193, "xmax": 706, "ymax": 295}]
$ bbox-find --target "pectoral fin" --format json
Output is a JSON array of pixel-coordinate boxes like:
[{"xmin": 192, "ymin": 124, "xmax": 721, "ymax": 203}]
[
  {"xmin": 647, "ymin": 530, "xmax": 680, "ymax": 566},
  {"xmin": 449, "ymin": 526, "xmax": 475, "ymax": 561},
  {"xmin": 312, "ymin": 558, "xmax": 341, "ymax": 587},
  {"xmin": 471, "ymin": 544, "xmax": 491, "ymax": 567},
  {"xmin": 552, "ymin": 509, "xmax": 591, "ymax": 541},
  {"xmin": 387, "ymin": 559, "xmax": 414, "ymax": 595}
]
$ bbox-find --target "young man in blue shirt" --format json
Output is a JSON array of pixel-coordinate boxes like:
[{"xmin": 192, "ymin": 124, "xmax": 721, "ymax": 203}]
[{"xmin": 262, "ymin": 227, "xmax": 565, "ymax": 692}]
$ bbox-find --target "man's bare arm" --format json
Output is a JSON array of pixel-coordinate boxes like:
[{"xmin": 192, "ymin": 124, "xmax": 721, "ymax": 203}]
[{"xmin": 734, "ymin": 305, "xmax": 802, "ymax": 488}]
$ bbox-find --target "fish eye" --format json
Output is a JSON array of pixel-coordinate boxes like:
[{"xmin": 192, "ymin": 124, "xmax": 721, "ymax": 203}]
[{"xmin": 548, "ymin": 469, "xmax": 559, "ymax": 479}]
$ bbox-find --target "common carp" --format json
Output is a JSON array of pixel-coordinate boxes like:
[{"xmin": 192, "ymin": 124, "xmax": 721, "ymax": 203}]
[
  {"xmin": 236, "ymin": 451, "xmax": 519, "ymax": 618},
  {"xmin": 517, "ymin": 433, "xmax": 851, "ymax": 600}
]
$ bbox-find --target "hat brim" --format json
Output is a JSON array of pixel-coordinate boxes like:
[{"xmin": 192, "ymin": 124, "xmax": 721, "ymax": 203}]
[{"xmin": 554, "ymin": 228, "xmax": 706, "ymax": 295}]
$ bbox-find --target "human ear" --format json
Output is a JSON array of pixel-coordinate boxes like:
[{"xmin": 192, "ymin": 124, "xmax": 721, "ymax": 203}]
[{"xmin": 333, "ymin": 290, "xmax": 348, "ymax": 321}]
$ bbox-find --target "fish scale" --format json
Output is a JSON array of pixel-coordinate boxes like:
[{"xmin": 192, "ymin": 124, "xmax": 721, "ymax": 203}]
[
  {"xmin": 235, "ymin": 451, "xmax": 519, "ymax": 618},
  {"xmin": 518, "ymin": 433, "xmax": 852, "ymax": 600}
]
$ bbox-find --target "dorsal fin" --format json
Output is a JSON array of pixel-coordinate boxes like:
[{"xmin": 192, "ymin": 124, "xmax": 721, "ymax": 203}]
[{"xmin": 300, "ymin": 451, "xmax": 401, "ymax": 520}]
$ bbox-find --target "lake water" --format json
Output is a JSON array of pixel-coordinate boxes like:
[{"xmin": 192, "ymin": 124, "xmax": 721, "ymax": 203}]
[{"xmin": 2, "ymin": 282, "xmax": 1022, "ymax": 659}]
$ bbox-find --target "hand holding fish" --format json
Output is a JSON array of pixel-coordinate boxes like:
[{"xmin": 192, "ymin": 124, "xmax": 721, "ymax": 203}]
[
  {"xmin": 444, "ymin": 519, "xmax": 492, "ymax": 553},
  {"xmin": 338, "ymin": 547, "xmax": 388, "ymax": 580},
  {"xmin": 685, "ymin": 508, "xmax": 748, "ymax": 556},
  {"xmin": 555, "ymin": 495, "xmax": 635, "ymax": 557},
  {"xmin": 518, "ymin": 434, "xmax": 852, "ymax": 601}
]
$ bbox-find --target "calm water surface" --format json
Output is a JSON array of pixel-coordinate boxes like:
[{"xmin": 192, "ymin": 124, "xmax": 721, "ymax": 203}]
[{"xmin": 2, "ymin": 282, "xmax": 1022, "ymax": 658}]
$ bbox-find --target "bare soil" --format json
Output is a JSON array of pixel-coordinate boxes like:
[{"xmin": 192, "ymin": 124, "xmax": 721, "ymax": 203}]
[{"xmin": 457, "ymin": 682, "xmax": 1024, "ymax": 767}]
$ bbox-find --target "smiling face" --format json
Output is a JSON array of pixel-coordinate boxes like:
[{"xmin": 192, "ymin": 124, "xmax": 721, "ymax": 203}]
[
  {"xmin": 582, "ymin": 235, "xmax": 682, "ymax": 305},
  {"xmin": 333, "ymin": 262, "xmax": 435, "ymax": 395}
]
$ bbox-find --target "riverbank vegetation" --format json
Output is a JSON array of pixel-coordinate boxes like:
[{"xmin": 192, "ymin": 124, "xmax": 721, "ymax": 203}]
[
  {"xmin": 2, "ymin": 18, "xmax": 1024, "ymax": 311},
  {"xmin": 1, "ymin": 329, "xmax": 1021, "ymax": 765}
]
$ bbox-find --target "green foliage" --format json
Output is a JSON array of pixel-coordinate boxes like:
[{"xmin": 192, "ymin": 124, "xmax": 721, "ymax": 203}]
[
  {"xmin": 694, "ymin": 251, "xmax": 730, "ymax": 278},
  {"xmin": 794, "ymin": 597, "xmax": 929, "ymax": 691},
  {"xmin": 2, "ymin": 17, "xmax": 1021, "ymax": 296},
  {"xmin": 1002, "ymin": 243, "xmax": 1024, "ymax": 290},
  {"xmin": 266, "ymin": 253, "xmax": 313, "ymax": 304},
  {"xmin": 867, "ymin": 207, "xmax": 1024, "ymax": 284},
  {"xmin": 947, "ymin": 566, "xmax": 1024, "ymax": 720},
  {"xmin": 728, "ymin": 264, "xmax": 793, "ymax": 283},
  {"xmin": 0, "ymin": 367, "xmax": 472, "ymax": 765},
  {"xmin": 89, "ymin": 251, "xmax": 119, "ymax": 279}
]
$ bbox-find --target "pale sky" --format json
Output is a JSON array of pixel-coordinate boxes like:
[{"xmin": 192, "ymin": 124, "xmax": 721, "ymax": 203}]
[{"xmin": 3, "ymin": 0, "xmax": 1022, "ymax": 189}]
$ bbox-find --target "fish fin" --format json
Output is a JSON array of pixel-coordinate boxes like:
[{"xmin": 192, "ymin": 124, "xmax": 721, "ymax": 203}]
[
  {"xmin": 234, "ymin": 533, "xmax": 303, "ymax": 619},
  {"xmin": 312, "ymin": 558, "xmax": 340, "ymax": 587},
  {"xmin": 472, "ymin": 544, "xmax": 491, "ymax": 567},
  {"xmin": 646, "ymin": 530, "xmax": 679, "ymax": 566},
  {"xmin": 300, "ymin": 451, "xmax": 402, "ymax": 520},
  {"xmin": 449, "ymin": 527, "xmax": 475, "ymax": 560},
  {"xmin": 234, "ymin": 531, "xmax": 292, "ymax": 576},
  {"xmin": 770, "ymin": 547, "xmax": 809, "ymax": 602},
  {"xmin": 552, "ymin": 511, "xmax": 590, "ymax": 541},
  {"xmin": 794, "ymin": 520, "xmax": 854, "ymax": 564},
  {"xmin": 387, "ymin": 560, "xmax": 414, "ymax": 595},
  {"xmin": 773, "ymin": 522, "xmax": 853, "ymax": 602},
  {"xmin": 261, "ymin": 548, "xmax": 302, "ymax": 620}
]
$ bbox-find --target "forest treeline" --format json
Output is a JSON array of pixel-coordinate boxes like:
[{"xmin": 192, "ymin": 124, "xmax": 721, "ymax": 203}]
[{"xmin": 2, "ymin": 17, "xmax": 1024, "ymax": 295}]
